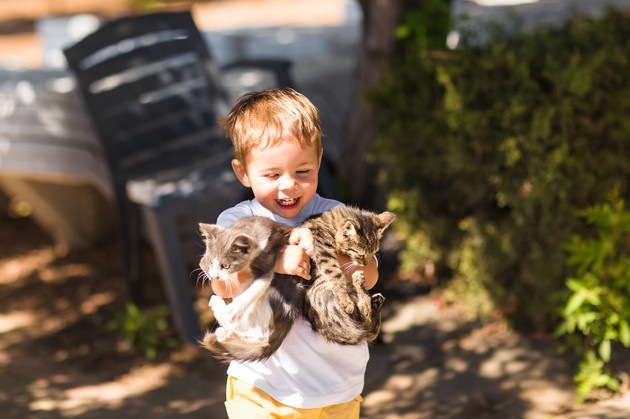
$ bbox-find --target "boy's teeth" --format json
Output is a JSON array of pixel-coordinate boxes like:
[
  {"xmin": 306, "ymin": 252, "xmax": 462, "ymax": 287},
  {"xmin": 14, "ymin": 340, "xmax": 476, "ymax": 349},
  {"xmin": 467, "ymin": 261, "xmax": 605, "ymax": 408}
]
[{"xmin": 279, "ymin": 198, "xmax": 296, "ymax": 205}]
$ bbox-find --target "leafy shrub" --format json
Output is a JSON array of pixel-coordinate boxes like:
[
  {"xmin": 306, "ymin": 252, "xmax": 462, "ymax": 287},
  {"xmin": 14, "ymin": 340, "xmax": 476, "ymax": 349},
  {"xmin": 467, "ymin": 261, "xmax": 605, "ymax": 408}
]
[
  {"xmin": 108, "ymin": 303, "xmax": 177, "ymax": 360},
  {"xmin": 370, "ymin": 9, "xmax": 630, "ymax": 330},
  {"xmin": 556, "ymin": 194, "xmax": 630, "ymax": 402}
]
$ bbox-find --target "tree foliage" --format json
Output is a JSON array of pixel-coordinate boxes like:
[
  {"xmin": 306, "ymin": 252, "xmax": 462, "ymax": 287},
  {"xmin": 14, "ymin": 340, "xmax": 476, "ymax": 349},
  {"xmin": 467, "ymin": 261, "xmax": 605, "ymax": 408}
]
[
  {"xmin": 369, "ymin": 9, "xmax": 630, "ymax": 330},
  {"xmin": 556, "ymin": 193, "xmax": 630, "ymax": 402}
]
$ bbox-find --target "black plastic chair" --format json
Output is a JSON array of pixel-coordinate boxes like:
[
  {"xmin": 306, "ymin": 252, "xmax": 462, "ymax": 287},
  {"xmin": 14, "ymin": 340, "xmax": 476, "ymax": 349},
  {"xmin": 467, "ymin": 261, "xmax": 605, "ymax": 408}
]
[{"xmin": 63, "ymin": 11, "xmax": 295, "ymax": 344}]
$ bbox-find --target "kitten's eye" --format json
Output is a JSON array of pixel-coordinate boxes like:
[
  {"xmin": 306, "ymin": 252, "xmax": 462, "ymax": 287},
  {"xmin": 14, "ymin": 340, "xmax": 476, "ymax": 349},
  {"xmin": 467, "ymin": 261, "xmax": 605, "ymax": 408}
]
[{"xmin": 221, "ymin": 263, "xmax": 230, "ymax": 269}]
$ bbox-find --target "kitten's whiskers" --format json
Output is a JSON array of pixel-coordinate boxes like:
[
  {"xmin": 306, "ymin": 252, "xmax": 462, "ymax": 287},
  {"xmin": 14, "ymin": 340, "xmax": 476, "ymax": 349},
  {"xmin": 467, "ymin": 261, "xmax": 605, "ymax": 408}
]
[
  {"xmin": 340, "ymin": 260, "xmax": 357, "ymax": 275},
  {"xmin": 191, "ymin": 267, "xmax": 207, "ymax": 287}
]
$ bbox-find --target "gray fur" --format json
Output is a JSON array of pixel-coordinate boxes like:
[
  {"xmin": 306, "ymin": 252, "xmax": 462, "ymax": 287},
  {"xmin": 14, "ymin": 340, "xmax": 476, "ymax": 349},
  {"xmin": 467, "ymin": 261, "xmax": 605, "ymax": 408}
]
[{"xmin": 198, "ymin": 216, "xmax": 305, "ymax": 363}]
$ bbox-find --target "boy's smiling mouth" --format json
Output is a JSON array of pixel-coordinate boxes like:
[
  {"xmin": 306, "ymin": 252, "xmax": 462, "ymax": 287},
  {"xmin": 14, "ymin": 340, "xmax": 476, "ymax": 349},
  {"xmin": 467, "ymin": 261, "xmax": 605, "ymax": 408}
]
[{"xmin": 277, "ymin": 198, "xmax": 299, "ymax": 208}]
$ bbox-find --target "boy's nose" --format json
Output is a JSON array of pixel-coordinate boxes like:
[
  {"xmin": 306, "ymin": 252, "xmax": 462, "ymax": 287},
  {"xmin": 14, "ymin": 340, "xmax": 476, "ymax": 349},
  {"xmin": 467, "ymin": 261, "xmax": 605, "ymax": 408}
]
[{"xmin": 278, "ymin": 176, "xmax": 298, "ymax": 191}]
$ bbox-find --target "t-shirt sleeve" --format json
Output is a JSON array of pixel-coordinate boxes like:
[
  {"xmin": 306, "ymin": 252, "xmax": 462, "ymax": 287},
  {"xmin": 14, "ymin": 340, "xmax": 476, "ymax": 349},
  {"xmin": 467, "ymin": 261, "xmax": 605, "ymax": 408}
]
[
  {"xmin": 313, "ymin": 196, "xmax": 344, "ymax": 215},
  {"xmin": 216, "ymin": 202, "xmax": 254, "ymax": 227}
]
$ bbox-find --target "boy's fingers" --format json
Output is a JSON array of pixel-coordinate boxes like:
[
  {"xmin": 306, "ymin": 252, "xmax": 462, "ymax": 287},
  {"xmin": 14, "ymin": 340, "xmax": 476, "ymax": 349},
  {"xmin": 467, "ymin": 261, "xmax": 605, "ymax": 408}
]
[
  {"xmin": 303, "ymin": 247, "xmax": 314, "ymax": 259},
  {"xmin": 289, "ymin": 229, "xmax": 303, "ymax": 244}
]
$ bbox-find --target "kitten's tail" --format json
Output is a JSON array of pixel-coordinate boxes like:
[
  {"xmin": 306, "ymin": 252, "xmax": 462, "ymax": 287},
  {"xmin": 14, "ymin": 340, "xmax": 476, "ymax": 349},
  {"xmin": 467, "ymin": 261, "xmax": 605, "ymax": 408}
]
[{"xmin": 199, "ymin": 330, "xmax": 281, "ymax": 364}]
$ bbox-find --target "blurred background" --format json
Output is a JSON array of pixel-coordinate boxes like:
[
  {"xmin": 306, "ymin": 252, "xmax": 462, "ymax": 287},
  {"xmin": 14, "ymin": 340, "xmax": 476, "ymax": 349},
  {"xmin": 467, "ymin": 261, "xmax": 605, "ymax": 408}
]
[{"xmin": 1, "ymin": 0, "xmax": 630, "ymax": 418}]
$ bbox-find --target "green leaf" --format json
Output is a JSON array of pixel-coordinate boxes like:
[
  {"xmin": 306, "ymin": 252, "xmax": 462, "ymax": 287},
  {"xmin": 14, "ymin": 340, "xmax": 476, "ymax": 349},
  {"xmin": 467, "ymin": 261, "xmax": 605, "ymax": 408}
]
[
  {"xmin": 565, "ymin": 292, "xmax": 587, "ymax": 315},
  {"xmin": 599, "ymin": 339, "xmax": 612, "ymax": 362},
  {"xmin": 619, "ymin": 319, "xmax": 630, "ymax": 347},
  {"xmin": 566, "ymin": 278, "xmax": 587, "ymax": 292}
]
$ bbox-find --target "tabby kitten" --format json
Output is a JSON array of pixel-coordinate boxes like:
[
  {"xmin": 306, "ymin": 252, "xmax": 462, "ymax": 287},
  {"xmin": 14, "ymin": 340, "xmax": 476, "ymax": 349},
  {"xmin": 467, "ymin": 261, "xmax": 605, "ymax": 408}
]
[
  {"xmin": 198, "ymin": 216, "xmax": 306, "ymax": 363},
  {"xmin": 299, "ymin": 207, "xmax": 396, "ymax": 345}
]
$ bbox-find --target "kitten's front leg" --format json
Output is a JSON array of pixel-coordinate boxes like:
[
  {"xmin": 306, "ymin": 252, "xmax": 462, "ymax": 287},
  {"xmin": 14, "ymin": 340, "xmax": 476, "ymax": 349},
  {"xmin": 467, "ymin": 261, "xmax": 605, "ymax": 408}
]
[
  {"xmin": 353, "ymin": 270, "xmax": 372, "ymax": 319},
  {"xmin": 226, "ymin": 275, "xmax": 273, "ymax": 320},
  {"xmin": 209, "ymin": 295, "xmax": 230, "ymax": 325},
  {"xmin": 321, "ymin": 255, "xmax": 356, "ymax": 314}
]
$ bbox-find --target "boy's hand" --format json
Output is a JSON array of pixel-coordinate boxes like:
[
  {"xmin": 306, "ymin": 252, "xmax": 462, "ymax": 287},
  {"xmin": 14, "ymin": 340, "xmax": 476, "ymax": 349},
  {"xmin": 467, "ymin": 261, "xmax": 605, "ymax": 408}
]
[
  {"xmin": 338, "ymin": 253, "xmax": 379, "ymax": 290},
  {"xmin": 210, "ymin": 270, "xmax": 253, "ymax": 298},
  {"xmin": 289, "ymin": 228, "xmax": 315, "ymax": 258},
  {"xmin": 276, "ymin": 244, "xmax": 311, "ymax": 280}
]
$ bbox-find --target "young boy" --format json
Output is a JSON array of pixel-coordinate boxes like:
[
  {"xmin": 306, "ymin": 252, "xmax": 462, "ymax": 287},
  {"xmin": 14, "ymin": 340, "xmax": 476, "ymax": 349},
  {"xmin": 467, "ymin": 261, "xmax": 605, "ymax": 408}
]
[{"xmin": 212, "ymin": 88, "xmax": 379, "ymax": 418}]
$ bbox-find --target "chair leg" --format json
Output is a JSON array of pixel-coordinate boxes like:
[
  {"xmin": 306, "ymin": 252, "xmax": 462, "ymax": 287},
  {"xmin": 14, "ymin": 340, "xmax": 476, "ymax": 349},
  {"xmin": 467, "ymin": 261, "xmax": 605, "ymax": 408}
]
[
  {"xmin": 117, "ymin": 200, "xmax": 144, "ymax": 304},
  {"xmin": 127, "ymin": 203, "xmax": 145, "ymax": 304},
  {"xmin": 139, "ymin": 205, "xmax": 202, "ymax": 345}
]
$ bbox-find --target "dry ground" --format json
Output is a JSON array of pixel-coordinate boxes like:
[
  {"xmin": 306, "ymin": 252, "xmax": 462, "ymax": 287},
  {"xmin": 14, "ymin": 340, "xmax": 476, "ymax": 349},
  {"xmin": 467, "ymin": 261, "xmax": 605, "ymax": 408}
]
[{"xmin": 2, "ymin": 213, "xmax": 630, "ymax": 418}]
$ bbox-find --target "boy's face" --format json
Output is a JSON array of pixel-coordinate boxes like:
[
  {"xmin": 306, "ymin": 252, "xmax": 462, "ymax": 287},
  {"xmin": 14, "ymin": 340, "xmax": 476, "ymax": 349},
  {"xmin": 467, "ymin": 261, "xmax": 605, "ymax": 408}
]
[{"xmin": 232, "ymin": 139, "xmax": 322, "ymax": 219}]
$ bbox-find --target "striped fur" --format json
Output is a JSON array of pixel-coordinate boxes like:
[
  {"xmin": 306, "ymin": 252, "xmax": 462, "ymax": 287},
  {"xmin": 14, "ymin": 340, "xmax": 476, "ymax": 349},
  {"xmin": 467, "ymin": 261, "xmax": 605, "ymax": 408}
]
[{"xmin": 299, "ymin": 207, "xmax": 396, "ymax": 345}]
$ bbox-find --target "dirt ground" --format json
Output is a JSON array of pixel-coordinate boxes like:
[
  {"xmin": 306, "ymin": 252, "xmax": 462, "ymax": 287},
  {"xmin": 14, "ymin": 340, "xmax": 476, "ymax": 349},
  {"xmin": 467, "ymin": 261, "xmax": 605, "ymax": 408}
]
[
  {"xmin": 2, "ymin": 0, "xmax": 630, "ymax": 418},
  {"xmin": 2, "ymin": 210, "xmax": 630, "ymax": 419}
]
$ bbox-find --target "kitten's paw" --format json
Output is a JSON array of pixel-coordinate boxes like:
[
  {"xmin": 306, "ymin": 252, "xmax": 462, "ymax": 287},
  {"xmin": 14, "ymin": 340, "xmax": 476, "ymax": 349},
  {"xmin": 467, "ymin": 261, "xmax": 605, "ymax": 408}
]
[
  {"xmin": 371, "ymin": 293, "xmax": 385, "ymax": 311},
  {"xmin": 343, "ymin": 302, "xmax": 355, "ymax": 314},
  {"xmin": 339, "ymin": 293, "xmax": 356, "ymax": 314},
  {"xmin": 209, "ymin": 295, "xmax": 226, "ymax": 310},
  {"xmin": 215, "ymin": 327, "xmax": 233, "ymax": 343},
  {"xmin": 352, "ymin": 270, "xmax": 366, "ymax": 286},
  {"xmin": 210, "ymin": 296, "xmax": 230, "ymax": 324}
]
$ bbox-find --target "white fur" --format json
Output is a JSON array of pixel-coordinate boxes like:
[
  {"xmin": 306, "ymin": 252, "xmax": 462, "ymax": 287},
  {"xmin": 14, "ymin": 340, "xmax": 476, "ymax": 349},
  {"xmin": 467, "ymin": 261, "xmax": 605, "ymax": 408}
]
[{"xmin": 209, "ymin": 274, "xmax": 274, "ymax": 347}]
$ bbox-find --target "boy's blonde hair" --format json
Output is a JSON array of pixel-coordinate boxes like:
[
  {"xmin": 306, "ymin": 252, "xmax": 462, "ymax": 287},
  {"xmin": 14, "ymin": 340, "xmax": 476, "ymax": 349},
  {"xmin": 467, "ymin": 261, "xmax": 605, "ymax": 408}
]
[{"xmin": 221, "ymin": 88, "xmax": 322, "ymax": 164}]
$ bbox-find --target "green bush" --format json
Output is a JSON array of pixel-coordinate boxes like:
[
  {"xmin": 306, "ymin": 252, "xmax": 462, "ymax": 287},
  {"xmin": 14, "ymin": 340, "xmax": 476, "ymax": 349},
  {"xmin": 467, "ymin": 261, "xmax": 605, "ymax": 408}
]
[
  {"xmin": 556, "ymin": 194, "xmax": 630, "ymax": 402},
  {"xmin": 108, "ymin": 303, "xmax": 177, "ymax": 360},
  {"xmin": 370, "ymin": 9, "xmax": 630, "ymax": 330}
]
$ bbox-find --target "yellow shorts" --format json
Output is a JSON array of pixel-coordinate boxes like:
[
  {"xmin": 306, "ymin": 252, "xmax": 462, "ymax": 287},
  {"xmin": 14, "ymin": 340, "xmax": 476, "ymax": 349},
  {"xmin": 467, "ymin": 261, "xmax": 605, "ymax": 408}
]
[{"xmin": 225, "ymin": 375, "xmax": 362, "ymax": 419}]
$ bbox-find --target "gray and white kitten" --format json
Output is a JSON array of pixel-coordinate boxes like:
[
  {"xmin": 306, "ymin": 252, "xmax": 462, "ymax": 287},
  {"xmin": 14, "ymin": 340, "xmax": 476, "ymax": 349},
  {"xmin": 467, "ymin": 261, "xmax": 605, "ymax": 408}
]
[{"xmin": 198, "ymin": 216, "xmax": 305, "ymax": 363}]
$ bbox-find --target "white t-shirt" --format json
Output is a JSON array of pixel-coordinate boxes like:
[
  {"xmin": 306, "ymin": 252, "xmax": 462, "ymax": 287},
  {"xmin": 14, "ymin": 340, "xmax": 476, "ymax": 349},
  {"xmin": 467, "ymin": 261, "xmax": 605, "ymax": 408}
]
[{"xmin": 216, "ymin": 194, "xmax": 369, "ymax": 408}]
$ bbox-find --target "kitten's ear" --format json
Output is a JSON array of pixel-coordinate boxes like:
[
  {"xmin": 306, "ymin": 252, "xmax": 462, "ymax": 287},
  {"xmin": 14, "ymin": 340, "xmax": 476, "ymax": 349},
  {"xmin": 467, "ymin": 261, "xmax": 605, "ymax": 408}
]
[
  {"xmin": 377, "ymin": 211, "xmax": 396, "ymax": 230},
  {"xmin": 342, "ymin": 220, "xmax": 358, "ymax": 237},
  {"xmin": 231, "ymin": 234, "xmax": 254, "ymax": 255},
  {"xmin": 199, "ymin": 223, "xmax": 222, "ymax": 239}
]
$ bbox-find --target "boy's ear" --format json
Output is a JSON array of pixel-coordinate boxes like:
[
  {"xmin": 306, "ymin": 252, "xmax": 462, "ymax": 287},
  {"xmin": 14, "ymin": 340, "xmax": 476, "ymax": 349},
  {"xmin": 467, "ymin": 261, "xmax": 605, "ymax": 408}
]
[
  {"xmin": 317, "ymin": 148, "xmax": 323, "ymax": 168},
  {"xmin": 231, "ymin": 159, "xmax": 251, "ymax": 187}
]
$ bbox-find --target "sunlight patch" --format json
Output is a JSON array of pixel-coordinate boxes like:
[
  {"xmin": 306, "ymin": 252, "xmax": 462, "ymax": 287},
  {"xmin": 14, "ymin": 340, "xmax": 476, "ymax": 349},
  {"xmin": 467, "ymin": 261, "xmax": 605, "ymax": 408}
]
[
  {"xmin": 0, "ymin": 311, "xmax": 36, "ymax": 334},
  {"xmin": 39, "ymin": 263, "xmax": 92, "ymax": 283},
  {"xmin": 381, "ymin": 295, "xmax": 438, "ymax": 333},
  {"xmin": 168, "ymin": 398, "xmax": 218, "ymax": 414},
  {"xmin": 0, "ymin": 249, "xmax": 55, "ymax": 284},
  {"xmin": 30, "ymin": 363, "xmax": 175, "ymax": 415},
  {"xmin": 80, "ymin": 291, "xmax": 116, "ymax": 315}
]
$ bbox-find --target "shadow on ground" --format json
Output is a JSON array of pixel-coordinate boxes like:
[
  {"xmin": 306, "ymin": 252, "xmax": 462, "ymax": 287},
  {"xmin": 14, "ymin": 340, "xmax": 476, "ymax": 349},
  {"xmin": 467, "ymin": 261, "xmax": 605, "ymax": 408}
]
[{"xmin": 1, "ymin": 215, "xmax": 629, "ymax": 418}]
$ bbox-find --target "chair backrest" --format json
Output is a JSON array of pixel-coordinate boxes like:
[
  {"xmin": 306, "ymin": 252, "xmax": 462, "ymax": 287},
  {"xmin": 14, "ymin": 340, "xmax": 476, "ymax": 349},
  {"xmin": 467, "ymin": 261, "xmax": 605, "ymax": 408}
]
[{"xmin": 63, "ymin": 11, "xmax": 231, "ymax": 178}]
